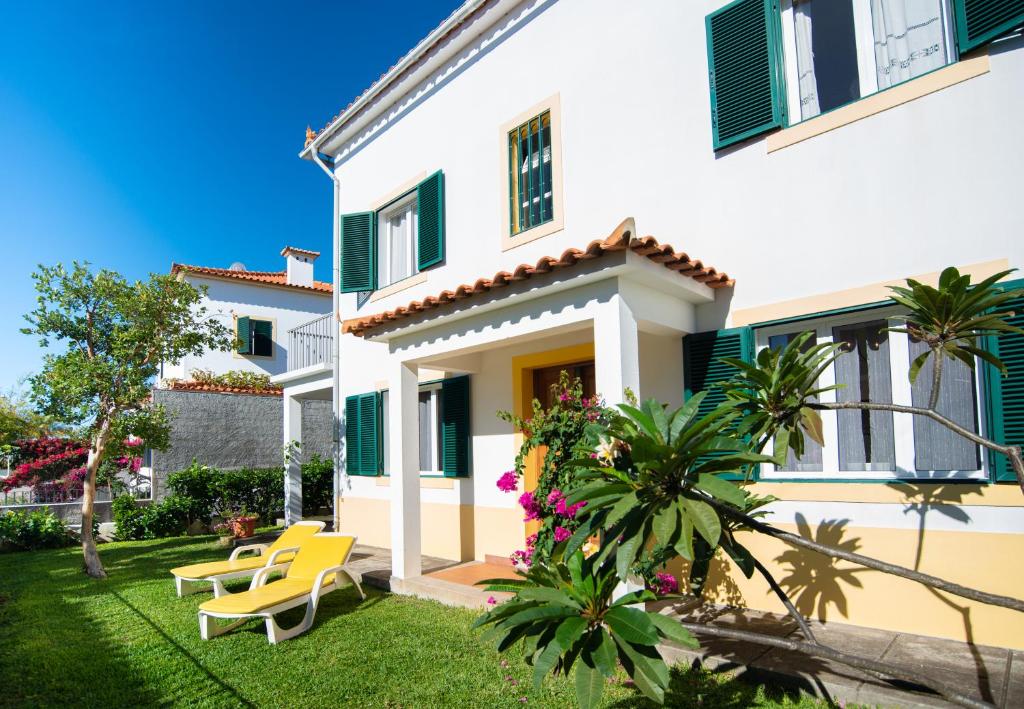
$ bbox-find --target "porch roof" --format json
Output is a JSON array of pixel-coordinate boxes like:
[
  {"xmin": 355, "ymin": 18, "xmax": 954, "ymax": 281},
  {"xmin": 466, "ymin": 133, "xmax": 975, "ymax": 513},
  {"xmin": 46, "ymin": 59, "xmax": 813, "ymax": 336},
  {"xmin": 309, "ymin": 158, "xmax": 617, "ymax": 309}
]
[{"xmin": 342, "ymin": 218, "xmax": 733, "ymax": 337}]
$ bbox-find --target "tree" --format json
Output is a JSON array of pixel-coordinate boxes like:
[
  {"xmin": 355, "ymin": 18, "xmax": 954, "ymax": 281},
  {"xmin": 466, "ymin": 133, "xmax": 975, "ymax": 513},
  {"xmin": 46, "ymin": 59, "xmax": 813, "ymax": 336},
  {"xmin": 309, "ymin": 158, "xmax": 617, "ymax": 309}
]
[
  {"xmin": 0, "ymin": 387, "xmax": 54, "ymax": 447},
  {"xmin": 22, "ymin": 263, "xmax": 232, "ymax": 578}
]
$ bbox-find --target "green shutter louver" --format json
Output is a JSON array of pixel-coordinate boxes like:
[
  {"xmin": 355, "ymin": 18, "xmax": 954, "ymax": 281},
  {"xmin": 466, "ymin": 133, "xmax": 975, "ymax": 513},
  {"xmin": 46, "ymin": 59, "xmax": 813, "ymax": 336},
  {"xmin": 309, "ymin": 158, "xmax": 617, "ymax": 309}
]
[
  {"xmin": 341, "ymin": 211, "xmax": 376, "ymax": 293},
  {"xmin": 953, "ymin": 0, "xmax": 1024, "ymax": 53},
  {"xmin": 705, "ymin": 0, "xmax": 786, "ymax": 150},
  {"xmin": 236, "ymin": 316, "xmax": 251, "ymax": 354},
  {"xmin": 441, "ymin": 375, "xmax": 471, "ymax": 477},
  {"xmin": 416, "ymin": 170, "xmax": 445, "ymax": 271},
  {"xmin": 983, "ymin": 279, "xmax": 1024, "ymax": 482},
  {"xmin": 345, "ymin": 392, "xmax": 381, "ymax": 476},
  {"xmin": 684, "ymin": 326, "xmax": 755, "ymax": 479}
]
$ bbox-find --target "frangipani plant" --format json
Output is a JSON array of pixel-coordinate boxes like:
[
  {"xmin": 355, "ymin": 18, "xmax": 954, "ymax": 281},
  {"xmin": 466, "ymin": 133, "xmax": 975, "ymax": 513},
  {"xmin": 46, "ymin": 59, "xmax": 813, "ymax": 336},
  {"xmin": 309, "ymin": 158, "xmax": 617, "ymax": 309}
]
[{"xmin": 475, "ymin": 549, "xmax": 697, "ymax": 707}]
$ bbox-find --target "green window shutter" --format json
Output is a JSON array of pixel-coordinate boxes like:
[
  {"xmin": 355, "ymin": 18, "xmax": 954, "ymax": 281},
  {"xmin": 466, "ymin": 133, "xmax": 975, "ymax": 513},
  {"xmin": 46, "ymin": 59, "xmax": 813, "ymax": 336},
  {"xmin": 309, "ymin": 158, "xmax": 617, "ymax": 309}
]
[
  {"xmin": 684, "ymin": 326, "xmax": 755, "ymax": 480},
  {"xmin": 953, "ymin": 0, "xmax": 1024, "ymax": 53},
  {"xmin": 441, "ymin": 375, "xmax": 471, "ymax": 477},
  {"xmin": 705, "ymin": 0, "xmax": 786, "ymax": 150},
  {"xmin": 236, "ymin": 316, "xmax": 251, "ymax": 354},
  {"xmin": 252, "ymin": 319, "xmax": 273, "ymax": 356},
  {"xmin": 983, "ymin": 278, "xmax": 1024, "ymax": 482},
  {"xmin": 416, "ymin": 170, "xmax": 445, "ymax": 271},
  {"xmin": 345, "ymin": 392, "xmax": 381, "ymax": 476},
  {"xmin": 340, "ymin": 211, "xmax": 376, "ymax": 293}
]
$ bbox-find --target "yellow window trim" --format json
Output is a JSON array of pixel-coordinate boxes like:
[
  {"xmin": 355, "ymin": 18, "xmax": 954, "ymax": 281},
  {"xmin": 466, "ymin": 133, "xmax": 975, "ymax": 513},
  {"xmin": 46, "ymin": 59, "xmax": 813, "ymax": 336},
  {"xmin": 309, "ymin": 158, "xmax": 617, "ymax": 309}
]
[{"xmin": 767, "ymin": 51, "xmax": 990, "ymax": 154}]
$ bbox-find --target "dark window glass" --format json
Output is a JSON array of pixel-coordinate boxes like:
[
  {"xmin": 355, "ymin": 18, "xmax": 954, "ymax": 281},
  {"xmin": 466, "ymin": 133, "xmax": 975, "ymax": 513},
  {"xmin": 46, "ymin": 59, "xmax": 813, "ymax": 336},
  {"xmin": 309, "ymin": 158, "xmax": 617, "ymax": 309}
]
[
  {"xmin": 800, "ymin": 0, "xmax": 862, "ymax": 114},
  {"xmin": 251, "ymin": 319, "xmax": 273, "ymax": 357}
]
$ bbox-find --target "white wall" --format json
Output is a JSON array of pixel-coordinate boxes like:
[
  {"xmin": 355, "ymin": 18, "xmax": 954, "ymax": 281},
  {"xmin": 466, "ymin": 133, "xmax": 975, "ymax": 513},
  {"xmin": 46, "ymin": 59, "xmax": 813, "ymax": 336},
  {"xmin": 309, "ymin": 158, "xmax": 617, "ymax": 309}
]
[
  {"xmin": 327, "ymin": 0, "xmax": 1022, "ymax": 331},
  {"xmin": 163, "ymin": 275, "xmax": 331, "ymax": 379}
]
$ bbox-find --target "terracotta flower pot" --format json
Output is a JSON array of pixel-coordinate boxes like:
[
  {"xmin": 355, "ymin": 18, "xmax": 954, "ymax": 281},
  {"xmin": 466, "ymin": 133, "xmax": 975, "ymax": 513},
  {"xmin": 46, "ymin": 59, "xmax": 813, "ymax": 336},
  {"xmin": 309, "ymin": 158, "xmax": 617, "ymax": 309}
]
[{"xmin": 231, "ymin": 517, "xmax": 257, "ymax": 539}]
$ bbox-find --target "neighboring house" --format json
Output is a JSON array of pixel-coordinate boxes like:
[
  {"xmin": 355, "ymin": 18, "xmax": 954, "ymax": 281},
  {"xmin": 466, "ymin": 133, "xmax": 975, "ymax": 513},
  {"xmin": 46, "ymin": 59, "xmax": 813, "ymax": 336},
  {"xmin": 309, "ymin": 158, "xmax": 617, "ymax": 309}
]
[
  {"xmin": 149, "ymin": 247, "xmax": 334, "ymax": 496},
  {"xmin": 275, "ymin": 0, "xmax": 1024, "ymax": 650}
]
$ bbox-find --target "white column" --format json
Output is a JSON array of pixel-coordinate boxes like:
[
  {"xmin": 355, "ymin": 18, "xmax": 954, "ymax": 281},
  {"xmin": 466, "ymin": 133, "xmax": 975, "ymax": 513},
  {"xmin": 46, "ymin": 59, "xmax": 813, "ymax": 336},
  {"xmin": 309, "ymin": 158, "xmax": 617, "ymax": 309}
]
[
  {"xmin": 389, "ymin": 359, "xmax": 422, "ymax": 581},
  {"xmin": 594, "ymin": 293, "xmax": 641, "ymax": 405},
  {"xmin": 594, "ymin": 294, "xmax": 643, "ymax": 601},
  {"xmin": 283, "ymin": 392, "xmax": 303, "ymax": 526}
]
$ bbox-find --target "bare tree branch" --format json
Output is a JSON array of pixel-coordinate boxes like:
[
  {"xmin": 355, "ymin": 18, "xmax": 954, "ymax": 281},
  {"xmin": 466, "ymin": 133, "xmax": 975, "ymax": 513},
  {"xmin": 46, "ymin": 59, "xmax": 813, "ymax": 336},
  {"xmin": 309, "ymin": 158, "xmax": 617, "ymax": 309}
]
[{"xmin": 750, "ymin": 556, "xmax": 818, "ymax": 644}]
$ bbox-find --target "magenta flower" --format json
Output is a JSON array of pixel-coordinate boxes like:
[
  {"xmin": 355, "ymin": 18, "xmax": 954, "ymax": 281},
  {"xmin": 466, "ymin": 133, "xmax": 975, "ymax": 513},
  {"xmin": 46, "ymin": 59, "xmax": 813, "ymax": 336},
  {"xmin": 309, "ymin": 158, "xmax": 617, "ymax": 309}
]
[
  {"xmin": 525, "ymin": 533, "xmax": 538, "ymax": 550},
  {"xmin": 519, "ymin": 491, "xmax": 541, "ymax": 521},
  {"xmin": 546, "ymin": 488, "xmax": 562, "ymax": 506},
  {"xmin": 554, "ymin": 526, "xmax": 571, "ymax": 542},
  {"xmin": 651, "ymin": 572, "xmax": 679, "ymax": 596},
  {"xmin": 555, "ymin": 498, "xmax": 587, "ymax": 519},
  {"xmin": 510, "ymin": 549, "xmax": 532, "ymax": 567},
  {"xmin": 487, "ymin": 596, "xmax": 497, "ymax": 606},
  {"xmin": 496, "ymin": 471, "xmax": 518, "ymax": 493},
  {"xmin": 558, "ymin": 391, "xmax": 570, "ymax": 402}
]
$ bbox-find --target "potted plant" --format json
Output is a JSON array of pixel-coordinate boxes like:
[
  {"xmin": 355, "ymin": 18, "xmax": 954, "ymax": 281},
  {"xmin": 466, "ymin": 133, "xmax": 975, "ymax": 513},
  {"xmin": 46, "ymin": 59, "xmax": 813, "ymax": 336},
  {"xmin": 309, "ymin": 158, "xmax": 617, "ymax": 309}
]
[
  {"xmin": 229, "ymin": 510, "xmax": 258, "ymax": 539},
  {"xmin": 212, "ymin": 520, "xmax": 234, "ymax": 547}
]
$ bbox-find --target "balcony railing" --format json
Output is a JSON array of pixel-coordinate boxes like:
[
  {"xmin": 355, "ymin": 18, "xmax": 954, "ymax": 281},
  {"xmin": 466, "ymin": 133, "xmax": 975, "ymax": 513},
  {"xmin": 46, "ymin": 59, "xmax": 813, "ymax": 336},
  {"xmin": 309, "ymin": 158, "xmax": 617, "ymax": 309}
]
[{"xmin": 288, "ymin": 313, "xmax": 334, "ymax": 371}]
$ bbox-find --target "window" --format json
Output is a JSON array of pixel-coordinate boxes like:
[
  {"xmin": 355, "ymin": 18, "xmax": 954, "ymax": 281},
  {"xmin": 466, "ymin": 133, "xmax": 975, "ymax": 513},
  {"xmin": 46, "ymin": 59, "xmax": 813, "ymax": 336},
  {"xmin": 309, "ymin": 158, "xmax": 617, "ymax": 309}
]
[
  {"xmin": 236, "ymin": 316, "xmax": 273, "ymax": 357},
  {"xmin": 380, "ymin": 386, "xmax": 444, "ymax": 474},
  {"xmin": 508, "ymin": 110, "xmax": 554, "ymax": 236},
  {"xmin": 754, "ymin": 308, "xmax": 985, "ymax": 480},
  {"xmin": 377, "ymin": 192, "xmax": 419, "ymax": 289},
  {"xmin": 784, "ymin": 0, "xmax": 955, "ymax": 121}
]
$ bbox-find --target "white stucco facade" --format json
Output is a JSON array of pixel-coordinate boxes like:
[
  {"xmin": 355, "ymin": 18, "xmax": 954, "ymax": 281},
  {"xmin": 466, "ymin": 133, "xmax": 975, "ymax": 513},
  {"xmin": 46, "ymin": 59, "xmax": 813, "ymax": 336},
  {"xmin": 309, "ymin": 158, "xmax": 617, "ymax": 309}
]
[{"xmin": 278, "ymin": 0, "xmax": 1024, "ymax": 647}]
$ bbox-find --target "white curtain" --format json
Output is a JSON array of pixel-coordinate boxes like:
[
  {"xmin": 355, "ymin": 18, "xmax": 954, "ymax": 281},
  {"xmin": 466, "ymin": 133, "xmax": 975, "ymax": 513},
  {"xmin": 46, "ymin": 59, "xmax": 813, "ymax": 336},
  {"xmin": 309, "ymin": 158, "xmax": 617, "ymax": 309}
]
[
  {"xmin": 793, "ymin": 1, "xmax": 821, "ymax": 119},
  {"xmin": 871, "ymin": 0, "xmax": 947, "ymax": 89}
]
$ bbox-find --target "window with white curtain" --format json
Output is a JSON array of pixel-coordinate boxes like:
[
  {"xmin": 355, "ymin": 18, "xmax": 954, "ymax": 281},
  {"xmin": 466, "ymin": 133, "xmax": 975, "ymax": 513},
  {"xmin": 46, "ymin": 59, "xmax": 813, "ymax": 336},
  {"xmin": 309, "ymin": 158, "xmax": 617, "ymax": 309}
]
[
  {"xmin": 376, "ymin": 192, "xmax": 418, "ymax": 288},
  {"xmin": 756, "ymin": 308, "xmax": 985, "ymax": 480},
  {"xmin": 783, "ymin": 0, "xmax": 955, "ymax": 121},
  {"xmin": 380, "ymin": 383, "xmax": 444, "ymax": 475}
]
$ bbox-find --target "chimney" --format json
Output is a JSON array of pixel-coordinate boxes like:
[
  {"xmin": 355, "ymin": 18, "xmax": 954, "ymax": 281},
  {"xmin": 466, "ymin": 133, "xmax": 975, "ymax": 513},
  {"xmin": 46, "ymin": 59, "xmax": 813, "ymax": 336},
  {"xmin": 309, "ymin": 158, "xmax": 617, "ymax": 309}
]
[{"xmin": 280, "ymin": 246, "xmax": 319, "ymax": 288}]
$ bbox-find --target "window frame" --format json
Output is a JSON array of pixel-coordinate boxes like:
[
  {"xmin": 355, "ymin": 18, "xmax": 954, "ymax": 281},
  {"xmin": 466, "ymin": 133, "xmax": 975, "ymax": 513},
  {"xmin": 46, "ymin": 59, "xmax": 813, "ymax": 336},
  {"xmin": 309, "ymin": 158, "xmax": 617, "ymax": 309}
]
[
  {"xmin": 380, "ymin": 380, "xmax": 446, "ymax": 478},
  {"xmin": 778, "ymin": 0, "xmax": 959, "ymax": 125},
  {"xmin": 234, "ymin": 315, "xmax": 275, "ymax": 360},
  {"xmin": 499, "ymin": 94, "xmax": 564, "ymax": 251},
  {"xmin": 375, "ymin": 189, "xmax": 419, "ymax": 291},
  {"xmin": 754, "ymin": 305, "xmax": 989, "ymax": 482}
]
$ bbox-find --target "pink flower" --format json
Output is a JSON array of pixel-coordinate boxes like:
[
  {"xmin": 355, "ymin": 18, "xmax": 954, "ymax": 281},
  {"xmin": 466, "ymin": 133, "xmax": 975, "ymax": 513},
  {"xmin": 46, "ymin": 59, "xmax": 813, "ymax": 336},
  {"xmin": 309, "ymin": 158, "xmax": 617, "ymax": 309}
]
[
  {"xmin": 546, "ymin": 488, "xmax": 562, "ymax": 506},
  {"xmin": 525, "ymin": 533, "xmax": 538, "ymax": 550},
  {"xmin": 510, "ymin": 549, "xmax": 532, "ymax": 567},
  {"xmin": 519, "ymin": 492, "xmax": 541, "ymax": 521},
  {"xmin": 496, "ymin": 471, "xmax": 518, "ymax": 493},
  {"xmin": 651, "ymin": 572, "xmax": 679, "ymax": 596},
  {"xmin": 555, "ymin": 498, "xmax": 587, "ymax": 519},
  {"xmin": 554, "ymin": 526, "xmax": 571, "ymax": 542},
  {"xmin": 487, "ymin": 596, "xmax": 497, "ymax": 605},
  {"xmin": 559, "ymin": 391, "xmax": 570, "ymax": 402}
]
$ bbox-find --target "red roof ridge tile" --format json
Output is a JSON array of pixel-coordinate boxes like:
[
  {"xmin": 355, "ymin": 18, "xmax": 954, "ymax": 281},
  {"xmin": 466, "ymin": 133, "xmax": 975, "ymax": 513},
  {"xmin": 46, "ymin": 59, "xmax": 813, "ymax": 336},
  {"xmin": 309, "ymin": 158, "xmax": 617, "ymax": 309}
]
[
  {"xmin": 170, "ymin": 263, "xmax": 333, "ymax": 294},
  {"xmin": 342, "ymin": 218, "xmax": 733, "ymax": 337}
]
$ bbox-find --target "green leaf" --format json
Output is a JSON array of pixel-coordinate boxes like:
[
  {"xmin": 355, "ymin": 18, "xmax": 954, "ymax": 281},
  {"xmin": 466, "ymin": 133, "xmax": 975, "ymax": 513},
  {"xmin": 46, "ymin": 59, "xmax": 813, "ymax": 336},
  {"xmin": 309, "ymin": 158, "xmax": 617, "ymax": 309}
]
[
  {"xmin": 682, "ymin": 497, "xmax": 721, "ymax": 548},
  {"xmin": 554, "ymin": 616, "xmax": 588, "ymax": 650},
  {"xmin": 669, "ymin": 393, "xmax": 705, "ymax": 443},
  {"xmin": 605, "ymin": 606, "xmax": 659, "ymax": 645},
  {"xmin": 649, "ymin": 612, "xmax": 700, "ymax": 649},
  {"xmin": 720, "ymin": 535, "xmax": 756, "ymax": 578},
  {"xmin": 590, "ymin": 627, "xmax": 619, "ymax": 677},
  {"xmin": 574, "ymin": 658, "xmax": 605, "ymax": 709},
  {"xmin": 612, "ymin": 635, "xmax": 668, "ymax": 704},
  {"xmin": 908, "ymin": 348, "xmax": 932, "ymax": 384},
  {"xmin": 799, "ymin": 406, "xmax": 825, "ymax": 446},
  {"xmin": 518, "ymin": 587, "xmax": 582, "ymax": 608},
  {"xmin": 616, "ymin": 532, "xmax": 642, "ymax": 581},
  {"xmin": 674, "ymin": 513, "xmax": 694, "ymax": 561},
  {"xmin": 504, "ymin": 605, "xmax": 577, "ymax": 628},
  {"xmin": 533, "ymin": 638, "xmax": 563, "ymax": 690},
  {"xmin": 694, "ymin": 473, "xmax": 746, "ymax": 508},
  {"xmin": 611, "ymin": 589, "xmax": 658, "ymax": 608},
  {"xmin": 652, "ymin": 501, "xmax": 680, "ymax": 546}
]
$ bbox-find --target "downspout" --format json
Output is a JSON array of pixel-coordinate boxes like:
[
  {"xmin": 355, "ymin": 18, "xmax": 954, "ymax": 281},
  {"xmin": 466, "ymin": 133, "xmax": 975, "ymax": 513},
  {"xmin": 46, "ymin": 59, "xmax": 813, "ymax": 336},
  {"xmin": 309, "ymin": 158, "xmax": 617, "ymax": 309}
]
[{"xmin": 310, "ymin": 150, "xmax": 344, "ymax": 532}]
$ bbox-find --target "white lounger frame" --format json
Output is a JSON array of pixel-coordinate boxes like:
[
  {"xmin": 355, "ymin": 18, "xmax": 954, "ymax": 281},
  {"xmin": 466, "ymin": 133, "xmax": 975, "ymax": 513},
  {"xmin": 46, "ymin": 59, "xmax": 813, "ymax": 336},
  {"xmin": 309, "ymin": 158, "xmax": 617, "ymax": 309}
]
[
  {"xmin": 198, "ymin": 533, "xmax": 364, "ymax": 644},
  {"xmin": 174, "ymin": 520, "xmax": 325, "ymax": 598}
]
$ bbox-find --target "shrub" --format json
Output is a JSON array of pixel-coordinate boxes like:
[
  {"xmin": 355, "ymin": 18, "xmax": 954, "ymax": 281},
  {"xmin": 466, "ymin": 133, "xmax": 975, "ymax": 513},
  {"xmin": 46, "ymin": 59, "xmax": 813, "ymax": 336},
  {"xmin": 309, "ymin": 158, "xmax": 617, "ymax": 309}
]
[
  {"xmin": 167, "ymin": 462, "xmax": 285, "ymax": 526},
  {"xmin": 301, "ymin": 455, "xmax": 333, "ymax": 515},
  {"xmin": 189, "ymin": 369, "xmax": 281, "ymax": 392},
  {"xmin": 0, "ymin": 509, "xmax": 72, "ymax": 552},
  {"xmin": 112, "ymin": 495, "xmax": 147, "ymax": 541}
]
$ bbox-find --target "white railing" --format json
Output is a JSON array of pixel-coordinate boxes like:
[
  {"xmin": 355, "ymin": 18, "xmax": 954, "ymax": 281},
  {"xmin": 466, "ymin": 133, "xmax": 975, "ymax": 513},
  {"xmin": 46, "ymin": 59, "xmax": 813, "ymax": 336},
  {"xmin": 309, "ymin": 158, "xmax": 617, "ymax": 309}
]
[{"xmin": 288, "ymin": 313, "xmax": 334, "ymax": 371}]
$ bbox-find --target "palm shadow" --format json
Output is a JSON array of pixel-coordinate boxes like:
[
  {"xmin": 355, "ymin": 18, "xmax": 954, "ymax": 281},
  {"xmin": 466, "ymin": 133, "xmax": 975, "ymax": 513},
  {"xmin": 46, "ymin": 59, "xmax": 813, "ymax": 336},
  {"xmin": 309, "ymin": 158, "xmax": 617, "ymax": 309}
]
[{"xmin": 774, "ymin": 514, "xmax": 869, "ymax": 621}]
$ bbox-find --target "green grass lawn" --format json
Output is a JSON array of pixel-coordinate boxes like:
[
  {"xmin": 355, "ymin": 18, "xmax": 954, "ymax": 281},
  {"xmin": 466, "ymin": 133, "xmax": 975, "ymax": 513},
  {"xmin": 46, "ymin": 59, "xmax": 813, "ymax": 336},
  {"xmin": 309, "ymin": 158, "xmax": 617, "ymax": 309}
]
[{"xmin": 0, "ymin": 537, "xmax": 828, "ymax": 708}]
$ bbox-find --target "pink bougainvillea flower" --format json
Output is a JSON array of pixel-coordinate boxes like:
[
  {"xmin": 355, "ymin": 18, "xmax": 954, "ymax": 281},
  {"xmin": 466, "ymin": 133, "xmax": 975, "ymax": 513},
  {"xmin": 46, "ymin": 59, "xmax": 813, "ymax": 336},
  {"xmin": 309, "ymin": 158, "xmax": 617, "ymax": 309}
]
[
  {"xmin": 525, "ymin": 533, "xmax": 538, "ymax": 550},
  {"xmin": 510, "ymin": 549, "xmax": 532, "ymax": 567},
  {"xmin": 651, "ymin": 571, "xmax": 679, "ymax": 596},
  {"xmin": 546, "ymin": 488, "xmax": 563, "ymax": 506},
  {"xmin": 518, "ymin": 491, "xmax": 541, "ymax": 521},
  {"xmin": 487, "ymin": 596, "xmax": 497, "ymax": 605},
  {"xmin": 558, "ymin": 391, "xmax": 570, "ymax": 402},
  {"xmin": 554, "ymin": 526, "xmax": 571, "ymax": 542},
  {"xmin": 496, "ymin": 471, "xmax": 518, "ymax": 493}
]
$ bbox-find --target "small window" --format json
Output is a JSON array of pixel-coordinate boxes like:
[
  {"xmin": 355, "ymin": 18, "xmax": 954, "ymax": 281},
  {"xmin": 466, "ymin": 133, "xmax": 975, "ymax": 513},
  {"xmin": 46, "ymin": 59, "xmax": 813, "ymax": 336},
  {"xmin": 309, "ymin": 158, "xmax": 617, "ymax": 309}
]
[
  {"xmin": 237, "ymin": 316, "xmax": 273, "ymax": 357},
  {"xmin": 786, "ymin": 0, "xmax": 954, "ymax": 121},
  {"xmin": 376, "ymin": 192, "xmax": 418, "ymax": 289},
  {"xmin": 508, "ymin": 110, "xmax": 554, "ymax": 236},
  {"xmin": 381, "ymin": 383, "xmax": 444, "ymax": 475}
]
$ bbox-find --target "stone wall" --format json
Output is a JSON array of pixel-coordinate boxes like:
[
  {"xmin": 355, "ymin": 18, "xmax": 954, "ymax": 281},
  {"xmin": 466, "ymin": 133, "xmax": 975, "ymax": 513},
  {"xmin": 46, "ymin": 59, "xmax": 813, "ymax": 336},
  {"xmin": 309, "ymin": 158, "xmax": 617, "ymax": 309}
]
[{"xmin": 150, "ymin": 389, "xmax": 332, "ymax": 499}]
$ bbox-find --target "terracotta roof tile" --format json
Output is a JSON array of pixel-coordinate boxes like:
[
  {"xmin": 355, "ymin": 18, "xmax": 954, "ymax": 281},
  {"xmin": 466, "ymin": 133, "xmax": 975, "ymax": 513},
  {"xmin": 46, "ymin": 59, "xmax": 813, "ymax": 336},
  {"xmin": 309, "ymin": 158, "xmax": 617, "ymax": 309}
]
[
  {"xmin": 170, "ymin": 264, "xmax": 332, "ymax": 294},
  {"xmin": 342, "ymin": 218, "xmax": 733, "ymax": 337}
]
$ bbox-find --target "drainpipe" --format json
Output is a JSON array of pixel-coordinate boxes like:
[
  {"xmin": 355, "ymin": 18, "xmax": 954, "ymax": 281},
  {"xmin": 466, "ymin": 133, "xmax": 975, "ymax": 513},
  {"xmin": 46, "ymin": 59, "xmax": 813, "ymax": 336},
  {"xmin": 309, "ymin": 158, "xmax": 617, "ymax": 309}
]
[{"xmin": 310, "ymin": 150, "xmax": 344, "ymax": 532}]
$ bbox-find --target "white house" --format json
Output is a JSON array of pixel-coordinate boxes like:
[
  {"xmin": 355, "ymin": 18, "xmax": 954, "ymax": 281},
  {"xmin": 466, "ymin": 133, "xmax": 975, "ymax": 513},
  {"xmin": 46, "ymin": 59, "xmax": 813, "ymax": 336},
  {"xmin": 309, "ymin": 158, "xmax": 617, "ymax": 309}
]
[
  {"xmin": 276, "ymin": 0, "xmax": 1024, "ymax": 649},
  {"xmin": 166, "ymin": 247, "xmax": 333, "ymax": 380}
]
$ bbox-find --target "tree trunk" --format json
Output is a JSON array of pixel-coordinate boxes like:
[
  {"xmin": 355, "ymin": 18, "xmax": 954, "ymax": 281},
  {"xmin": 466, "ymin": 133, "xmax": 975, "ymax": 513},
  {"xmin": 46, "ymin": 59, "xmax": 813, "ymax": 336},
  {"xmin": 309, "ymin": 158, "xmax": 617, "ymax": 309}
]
[{"xmin": 81, "ymin": 421, "xmax": 111, "ymax": 579}]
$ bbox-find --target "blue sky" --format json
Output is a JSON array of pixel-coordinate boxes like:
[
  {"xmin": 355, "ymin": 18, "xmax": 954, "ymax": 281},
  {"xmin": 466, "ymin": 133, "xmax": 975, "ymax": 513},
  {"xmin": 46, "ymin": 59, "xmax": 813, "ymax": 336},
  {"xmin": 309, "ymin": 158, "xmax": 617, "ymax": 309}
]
[{"xmin": 0, "ymin": 0, "xmax": 460, "ymax": 393}]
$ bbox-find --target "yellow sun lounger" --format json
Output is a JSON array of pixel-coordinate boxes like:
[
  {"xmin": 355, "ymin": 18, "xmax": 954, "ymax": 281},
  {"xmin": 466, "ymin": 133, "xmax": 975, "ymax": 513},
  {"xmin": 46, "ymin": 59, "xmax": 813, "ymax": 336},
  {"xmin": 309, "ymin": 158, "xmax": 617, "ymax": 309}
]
[
  {"xmin": 170, "ymin": 520, "xmax": 326, "ymax": 598},
  {"xmin": 197, "ymin": 532, "xmax": 364, "ymax": 644}
]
